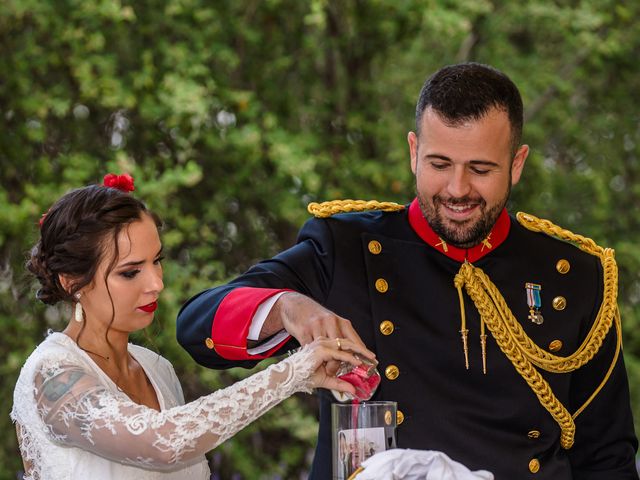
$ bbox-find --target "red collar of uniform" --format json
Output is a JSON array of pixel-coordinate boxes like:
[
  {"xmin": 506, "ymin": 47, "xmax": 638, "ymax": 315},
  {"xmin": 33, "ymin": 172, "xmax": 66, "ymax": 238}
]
[{"xmin": 408, "ymin": 198, "xmax": 510, "ymax": 263}]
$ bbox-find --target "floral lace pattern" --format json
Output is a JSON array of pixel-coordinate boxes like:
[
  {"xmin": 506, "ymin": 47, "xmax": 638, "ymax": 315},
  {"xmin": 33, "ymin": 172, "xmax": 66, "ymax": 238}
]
[{"xmin": 11, "ymin": 333, "xmax": 316, "ymax": 479}]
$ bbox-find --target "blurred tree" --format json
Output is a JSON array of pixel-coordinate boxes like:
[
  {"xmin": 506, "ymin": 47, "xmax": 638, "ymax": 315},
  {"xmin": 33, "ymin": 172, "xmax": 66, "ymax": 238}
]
[{"xmin": 1, "ymin": 0, "xmax": 638, "ymax": 478}]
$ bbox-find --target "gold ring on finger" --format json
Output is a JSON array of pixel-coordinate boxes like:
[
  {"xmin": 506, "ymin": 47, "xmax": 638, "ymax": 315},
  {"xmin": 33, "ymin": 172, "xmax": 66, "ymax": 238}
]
[{"xmin": 336, "ymin": 338, "xmax": 342, "ymax": 350}]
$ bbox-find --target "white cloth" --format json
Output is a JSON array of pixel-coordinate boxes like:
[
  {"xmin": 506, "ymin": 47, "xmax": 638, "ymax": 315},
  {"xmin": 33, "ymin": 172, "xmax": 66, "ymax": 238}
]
[
  {"xmin": 11, "ymin": 332, "xmax": 316, "ymax": 480},
  {"xmin": 355, "ymin": 449, "xmax": 494, "ymax": 480}
]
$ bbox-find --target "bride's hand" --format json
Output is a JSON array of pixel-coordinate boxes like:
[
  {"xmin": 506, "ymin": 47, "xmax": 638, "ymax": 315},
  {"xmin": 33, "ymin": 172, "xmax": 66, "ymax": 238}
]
[{"xmin": 305, "ymin": 337, "xmax": 376, "ymax": 394}]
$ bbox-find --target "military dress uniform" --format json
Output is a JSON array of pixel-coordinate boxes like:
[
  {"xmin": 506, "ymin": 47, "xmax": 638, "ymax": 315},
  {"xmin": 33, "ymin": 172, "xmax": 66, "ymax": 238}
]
[{"xmin": 177, "ymin": 198, "xmax": 638, "ymax": 480}]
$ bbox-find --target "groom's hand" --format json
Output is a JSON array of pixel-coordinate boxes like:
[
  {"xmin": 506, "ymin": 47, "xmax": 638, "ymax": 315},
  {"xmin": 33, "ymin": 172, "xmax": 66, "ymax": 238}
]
[
  {"xmin": 276, "ymin": 292, "xmax": 365, "ymax": 346},
  {"xmin": 261, "ymin": 292, "xmax": 366, "ymax": 375}
]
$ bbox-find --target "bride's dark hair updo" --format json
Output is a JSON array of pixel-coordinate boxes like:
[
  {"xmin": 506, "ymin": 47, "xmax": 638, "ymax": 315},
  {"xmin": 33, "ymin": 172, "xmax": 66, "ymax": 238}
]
[{"xmin": 27, "ymin": 183, "xmax": 161, "ymax": 305}]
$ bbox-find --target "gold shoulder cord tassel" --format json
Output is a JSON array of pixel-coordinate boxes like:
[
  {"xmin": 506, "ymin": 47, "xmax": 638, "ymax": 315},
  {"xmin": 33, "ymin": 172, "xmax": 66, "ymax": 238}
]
[
  {"xmin": 455, "ymin": 265, "xmax": 470, "ymax": 370},
  {"xmin": 452, "ymin": 212, "xmax": 622, "ymax": 450},
  {"xmin": 480, "ymin": 319, "xmax": 487, "ymax": 374},
  {"xmin": 454, "ymin": 267, "xmax": 487, "ymax": 374},
  {"xmin": 455, "ymin": 260, "xmax": 487, "ymax": 375}
]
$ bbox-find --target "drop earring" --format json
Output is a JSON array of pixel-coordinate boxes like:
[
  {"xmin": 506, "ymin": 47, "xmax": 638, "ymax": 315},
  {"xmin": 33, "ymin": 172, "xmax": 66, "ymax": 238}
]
[{"xmin": 74, "ymin": 293, "xmax": 84, "ymax": 322}]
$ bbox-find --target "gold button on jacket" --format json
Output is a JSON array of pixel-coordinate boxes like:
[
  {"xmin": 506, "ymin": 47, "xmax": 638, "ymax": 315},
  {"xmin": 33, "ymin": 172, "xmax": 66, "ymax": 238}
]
[
  {"xmin": 375, "ymin": 278, "xmax": 389, "ymax": 293},
  {"xmin": 384, "ymin": 410, "xmax": 393, "ymax": 425},
  {"xmin": 552, "ymin": 296, "xmax": 567, "ymax": 311},
  {"xmin": 368, "ymin": 240, "xmax": 382, "ymax": 254},
  {"xmin": 379, "ymin": 320, "xmax": 394, "ymax": 335},
  {"xmin": 529, "ymin": 458, "xmax": 540, "ymax": 473},
  {"xmin": 385, "ymin": 364, "xmax": 399, "ymax": 380},
  {"xmin": 556, "ymin": 259, "xmax": 571, "ymax": 274},
  {"xmin": 549, "ymin": 340, "xmax": 563, "ymax": 352}
]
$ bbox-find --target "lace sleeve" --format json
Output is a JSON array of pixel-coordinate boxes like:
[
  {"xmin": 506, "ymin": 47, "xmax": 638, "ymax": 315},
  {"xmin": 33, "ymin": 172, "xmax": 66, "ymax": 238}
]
[{"xmin": 35, "ymin": 346, "xmax": 317, "ymax": 471}]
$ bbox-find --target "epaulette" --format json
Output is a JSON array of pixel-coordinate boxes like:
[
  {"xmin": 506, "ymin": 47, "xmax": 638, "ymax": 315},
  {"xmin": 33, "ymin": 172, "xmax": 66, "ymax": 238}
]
[
  {"xmin": 516, "ymin": 211, "xmax": 610, "ymax": 260},
  {"xmin": 307, "ymin": 199, "xmax": 405, "ymax": 218},
  {"xmin": 453, "ymin": 211, "xmax": 619, "ymax": 451}
]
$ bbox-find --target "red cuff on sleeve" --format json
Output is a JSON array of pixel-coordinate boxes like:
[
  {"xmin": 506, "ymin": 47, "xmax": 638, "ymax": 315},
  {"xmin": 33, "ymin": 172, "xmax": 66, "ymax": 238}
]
[{"xmin": 211, "ymin": 287, "xmax": 292, "ymax": 360}]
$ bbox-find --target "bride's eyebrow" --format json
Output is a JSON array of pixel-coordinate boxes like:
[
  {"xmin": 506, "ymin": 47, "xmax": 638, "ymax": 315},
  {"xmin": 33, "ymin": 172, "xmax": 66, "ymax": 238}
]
[
  {"xmin": 118, "ymin": 260, "xmax": 144, "ymax": 268},
  {"xmin": 117, "ymin": 248, "xmax": 163, "ymax": 268}
]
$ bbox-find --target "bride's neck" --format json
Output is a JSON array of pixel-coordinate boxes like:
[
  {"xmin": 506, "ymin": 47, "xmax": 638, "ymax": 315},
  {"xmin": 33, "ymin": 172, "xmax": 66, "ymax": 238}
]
[{"xmin": 63, "ymin": 320, "xmax": 130, "ymax": 370}]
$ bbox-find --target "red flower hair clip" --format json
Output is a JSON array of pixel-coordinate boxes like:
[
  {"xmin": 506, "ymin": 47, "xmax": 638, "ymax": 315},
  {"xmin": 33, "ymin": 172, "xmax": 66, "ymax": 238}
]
[
  {"xmin": 38, "ymin": 211, "xmax": 49, "ymax": 228},
  {"xmin": 103, "ymin": 173, "xmax": 135, "ymax": 192}
]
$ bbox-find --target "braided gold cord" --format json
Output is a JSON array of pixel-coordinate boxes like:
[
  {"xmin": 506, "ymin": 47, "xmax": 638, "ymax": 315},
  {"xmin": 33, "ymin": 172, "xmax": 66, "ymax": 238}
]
[
  {"xmin": 455, "ymin": 264, "xmax": 575, "ymax": 449},
  {"xmin": 453, "ymin": 213, "xmax": 622, "ymax": 450},
  {"xmin": 515, "ymin": 212, "xmax": 618, "ymax": 371},
  {"xmin": 307, "ymin": 199, "xmax": 405, "ymax": 218},
  {"xmin": 469, "ymin": 259, "xmax": 617, "ymax": 372}
]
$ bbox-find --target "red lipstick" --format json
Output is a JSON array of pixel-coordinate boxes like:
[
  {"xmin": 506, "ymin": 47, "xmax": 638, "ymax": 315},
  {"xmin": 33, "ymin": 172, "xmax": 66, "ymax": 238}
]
[{"xmin": 139, "ymin": 301, "xmax": 158, "ymax": 313}]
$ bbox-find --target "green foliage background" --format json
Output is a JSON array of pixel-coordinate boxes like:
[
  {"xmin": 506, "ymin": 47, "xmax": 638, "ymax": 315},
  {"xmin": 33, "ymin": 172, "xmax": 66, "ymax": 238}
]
[{"xmin": 1, "ymin": 0, "xmax": 639, "ymax": 477}]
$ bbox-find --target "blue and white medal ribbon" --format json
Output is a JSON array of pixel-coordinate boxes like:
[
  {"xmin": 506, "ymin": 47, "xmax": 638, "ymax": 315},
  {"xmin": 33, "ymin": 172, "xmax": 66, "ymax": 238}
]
[{"xmin": 526, "ymin": 282, "xmax": 544, "ymax": 325}]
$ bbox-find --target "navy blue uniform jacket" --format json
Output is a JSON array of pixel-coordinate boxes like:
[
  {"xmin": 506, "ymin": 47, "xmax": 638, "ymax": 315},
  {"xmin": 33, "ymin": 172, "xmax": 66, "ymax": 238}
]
[{"xmin": 177, "ymin": 206, "xmax": 638, "ymax": 479}]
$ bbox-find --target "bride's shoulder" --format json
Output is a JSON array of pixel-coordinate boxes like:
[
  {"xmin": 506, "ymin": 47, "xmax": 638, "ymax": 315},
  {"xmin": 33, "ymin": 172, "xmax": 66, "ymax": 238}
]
[
  {"xmin": 20, "ymin": 332, "xmax": 83, "ymax": 375},
  {"xmin": 14, "ymin": 332, "xmax": 87, "ymax": 409}
]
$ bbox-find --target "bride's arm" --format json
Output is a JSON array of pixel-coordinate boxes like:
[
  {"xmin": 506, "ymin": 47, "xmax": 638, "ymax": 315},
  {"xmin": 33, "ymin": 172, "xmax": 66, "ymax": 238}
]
[
  {"xmin": 15, "ymin": 423, "xmax": 34, "ymax": 476},
  {"xmin": 34, "ymin": 341, "xmax": 362, "ymax": 471}
]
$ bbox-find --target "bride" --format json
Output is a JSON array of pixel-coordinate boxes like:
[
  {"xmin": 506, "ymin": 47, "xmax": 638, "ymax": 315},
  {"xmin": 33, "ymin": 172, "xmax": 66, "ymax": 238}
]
[{"xmin": 12, "ymin": 174, "xmax": 374, "ymax": 480}]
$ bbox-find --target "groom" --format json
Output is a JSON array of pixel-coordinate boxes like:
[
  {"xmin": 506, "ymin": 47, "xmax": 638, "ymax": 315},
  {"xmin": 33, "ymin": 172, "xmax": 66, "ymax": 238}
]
[{"xmin": 177, "ymin": 63, "xmax": 638, "ymax": 479}]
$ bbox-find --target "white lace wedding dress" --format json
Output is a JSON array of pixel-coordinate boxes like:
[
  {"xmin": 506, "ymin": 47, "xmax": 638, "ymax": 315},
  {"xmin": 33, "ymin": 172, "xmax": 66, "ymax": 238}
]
[{"xmin": 11, "ymin": 332, "xmax": 316, "ymax": 480}]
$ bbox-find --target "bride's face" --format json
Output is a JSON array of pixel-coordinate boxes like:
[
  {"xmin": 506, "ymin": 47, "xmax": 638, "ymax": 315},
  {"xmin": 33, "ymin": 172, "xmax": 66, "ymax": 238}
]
[{"xmin": 80, "ymin": 214, "xmax": 164, "ymax": 333}]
